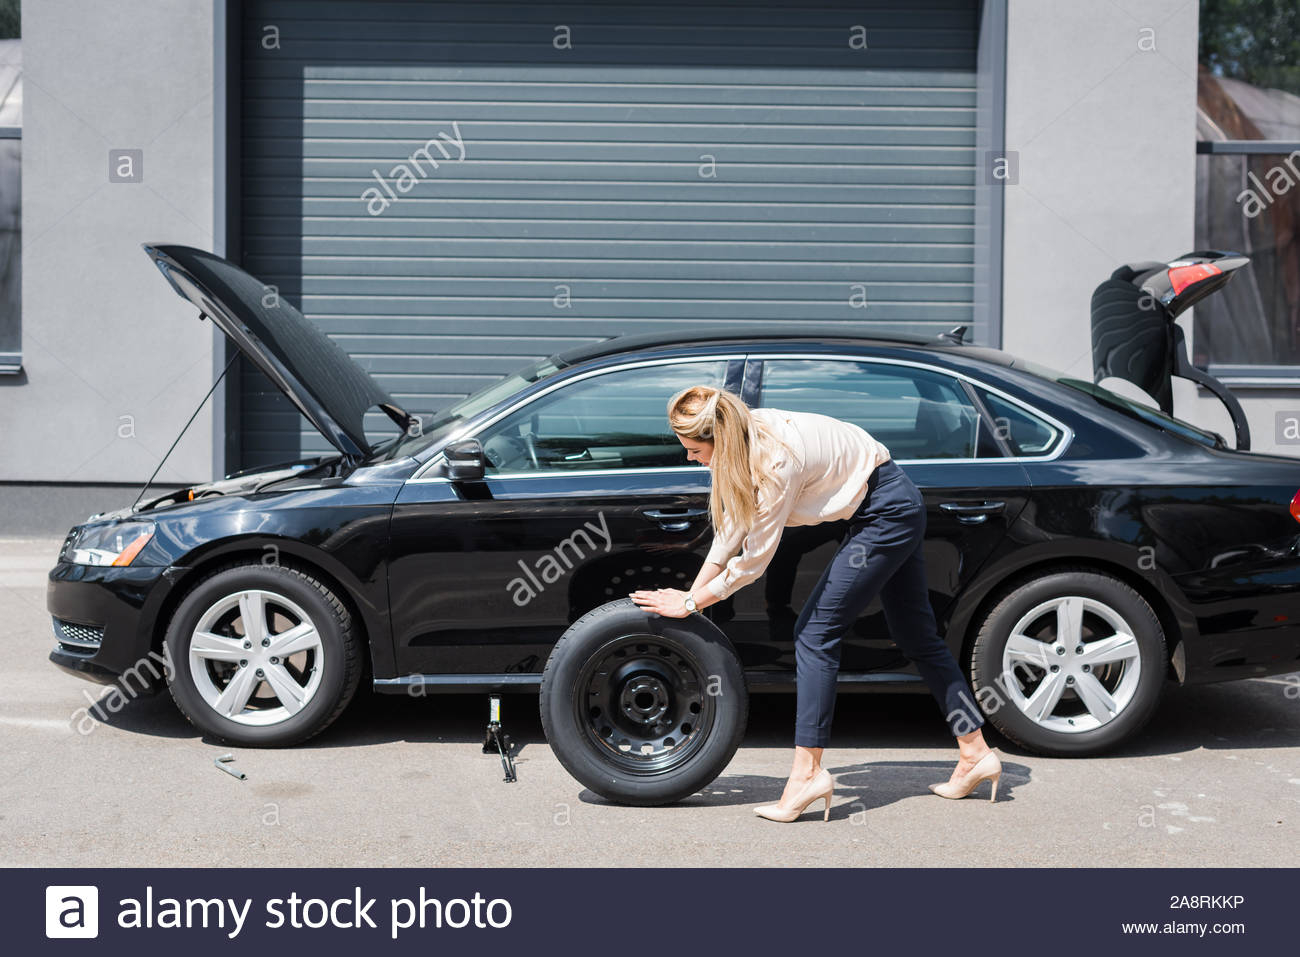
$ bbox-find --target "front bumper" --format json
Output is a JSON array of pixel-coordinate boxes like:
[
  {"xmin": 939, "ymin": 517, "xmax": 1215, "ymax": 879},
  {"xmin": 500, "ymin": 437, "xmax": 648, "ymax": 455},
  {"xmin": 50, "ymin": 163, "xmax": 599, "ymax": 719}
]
[{"xmin": 46, "ymin": 561, "xmax": 178, "ymax": 689}]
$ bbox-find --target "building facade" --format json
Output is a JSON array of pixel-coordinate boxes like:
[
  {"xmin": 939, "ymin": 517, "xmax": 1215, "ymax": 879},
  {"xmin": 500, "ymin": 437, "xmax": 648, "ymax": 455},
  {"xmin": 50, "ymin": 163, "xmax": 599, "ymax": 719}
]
[{"xmin": 4, "ymin": 0, "xmax": 1292, "ymax": 498}]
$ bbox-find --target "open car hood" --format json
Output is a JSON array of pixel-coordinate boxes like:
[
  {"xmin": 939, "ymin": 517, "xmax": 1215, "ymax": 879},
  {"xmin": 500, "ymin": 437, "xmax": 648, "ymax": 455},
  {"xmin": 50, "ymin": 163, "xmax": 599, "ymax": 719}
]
[{"xmin": 144, "ymin": 244, "xmax": 413, "ymax": 458}]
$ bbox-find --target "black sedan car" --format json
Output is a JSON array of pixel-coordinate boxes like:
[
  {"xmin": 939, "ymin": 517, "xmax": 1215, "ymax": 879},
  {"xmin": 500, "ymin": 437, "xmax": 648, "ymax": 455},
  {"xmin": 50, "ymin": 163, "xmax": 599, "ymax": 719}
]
[{"xmin": 48, "ymin": 245, "xmax": 1300, "ymax": 796}]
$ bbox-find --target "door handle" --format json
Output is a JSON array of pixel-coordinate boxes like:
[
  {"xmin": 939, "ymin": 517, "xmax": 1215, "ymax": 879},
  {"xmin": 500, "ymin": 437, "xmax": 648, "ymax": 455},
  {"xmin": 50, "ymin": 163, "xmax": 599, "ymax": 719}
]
[
  {"xmin": 642, "ymin": 507, "xmax": 708, "ymax": 531},
  {"xmin": 939, "ymin": 501, "xmax": 1006, "ymax": 525}
]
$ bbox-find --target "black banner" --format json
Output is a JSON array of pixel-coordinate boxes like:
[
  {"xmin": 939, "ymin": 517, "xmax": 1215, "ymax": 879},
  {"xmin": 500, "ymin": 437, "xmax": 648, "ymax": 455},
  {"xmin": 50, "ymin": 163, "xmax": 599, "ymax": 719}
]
[{"xmin": 9, "ymin": 867, "xmax": 1289, "ymax": 953}]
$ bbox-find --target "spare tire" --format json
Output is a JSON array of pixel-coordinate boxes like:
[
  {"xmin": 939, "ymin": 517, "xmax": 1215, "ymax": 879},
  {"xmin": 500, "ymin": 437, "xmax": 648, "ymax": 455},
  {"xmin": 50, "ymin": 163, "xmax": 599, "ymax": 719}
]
[{"xmin": 540, "ymin": 598, "xmax": 748, "ymax": 806}]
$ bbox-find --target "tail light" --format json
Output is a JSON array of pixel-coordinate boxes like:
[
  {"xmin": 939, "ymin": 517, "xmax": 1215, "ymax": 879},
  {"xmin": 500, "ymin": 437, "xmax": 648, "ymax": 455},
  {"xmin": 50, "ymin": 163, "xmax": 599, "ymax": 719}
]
[
  {"xmin": 1167, "ymin": 262, "xmax": 1222, "ymax": 297},
  {"xmin": 1291, "ymin": 490, "xmax": 1300, "ymax": 524}
]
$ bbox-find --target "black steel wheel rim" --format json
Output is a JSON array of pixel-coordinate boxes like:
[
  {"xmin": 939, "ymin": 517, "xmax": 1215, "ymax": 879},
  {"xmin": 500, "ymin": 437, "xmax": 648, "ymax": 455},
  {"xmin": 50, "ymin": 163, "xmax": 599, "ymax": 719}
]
[{"xmin": 574, "ymin": 633, "xmax": 716, "ymax": 775}]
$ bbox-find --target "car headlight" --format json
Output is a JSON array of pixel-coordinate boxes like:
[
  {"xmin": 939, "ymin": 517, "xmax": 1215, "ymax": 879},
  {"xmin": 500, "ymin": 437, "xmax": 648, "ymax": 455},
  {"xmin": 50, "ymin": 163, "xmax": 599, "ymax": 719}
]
[{"xmin": 66, "ymin": 521, "xmax": 156, "ymax": 567}]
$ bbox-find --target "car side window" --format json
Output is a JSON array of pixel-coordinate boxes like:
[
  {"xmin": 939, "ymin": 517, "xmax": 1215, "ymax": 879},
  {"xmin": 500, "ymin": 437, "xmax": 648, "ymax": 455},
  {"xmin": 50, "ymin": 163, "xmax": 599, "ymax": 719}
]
[
  {"xmin": 478, "ymin": 360, "xmax": 728, "ymax": 473},
  {"xmin": 758, "ymin": 358, "xmax": 992, "ymax": 460},
  {"xmin": 976, "ymin": 387, "xmax": 1063, "ymax": 456}
]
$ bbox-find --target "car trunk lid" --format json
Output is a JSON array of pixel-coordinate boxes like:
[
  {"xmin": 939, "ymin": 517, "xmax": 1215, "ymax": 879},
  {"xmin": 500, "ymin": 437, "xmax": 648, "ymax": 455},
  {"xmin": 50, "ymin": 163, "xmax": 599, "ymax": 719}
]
[{"xmin": 1090, "ymin": 250, "xmax": 1253, "ymax": 450}]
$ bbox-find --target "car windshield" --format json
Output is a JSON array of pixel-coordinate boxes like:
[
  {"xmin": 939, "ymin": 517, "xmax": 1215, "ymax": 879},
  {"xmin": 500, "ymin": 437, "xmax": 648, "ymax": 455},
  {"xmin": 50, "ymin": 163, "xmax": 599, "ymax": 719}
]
[
  {"xmin": 1007, "ymin": 356, "xmax": 1226, "ymax": 449},
  {"xmin": 370, "ymin": 354, "xmax": 566, "ymax": 461}
]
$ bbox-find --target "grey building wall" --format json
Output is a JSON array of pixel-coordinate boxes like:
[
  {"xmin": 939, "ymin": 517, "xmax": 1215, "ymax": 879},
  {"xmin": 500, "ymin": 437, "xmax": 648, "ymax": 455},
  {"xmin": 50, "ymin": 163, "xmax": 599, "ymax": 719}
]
[
  {"xmin": 4, "ymin": 0, "xmax": 218, "ymax": 485},
  {"xmin": 6, "ymin": 0, "xmax": 1292, "ymax": 495},
  {"xmin": 1001, "ymin": 0, "xmax": 1296, "ymax": 455},
  {"xmin": 1002, "ymin": 0, "xmax": 1199, "ymax": 408}
]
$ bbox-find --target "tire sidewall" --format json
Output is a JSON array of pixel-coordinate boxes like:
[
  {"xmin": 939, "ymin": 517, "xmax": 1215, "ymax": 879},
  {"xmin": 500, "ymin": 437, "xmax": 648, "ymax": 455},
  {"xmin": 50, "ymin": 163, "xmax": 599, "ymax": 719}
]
[
  {"xmin": 165, "ymin": 564, "xmax": 355, "ymax": 746},
  {"xmin": 541, "ymin": 599, "xmax": 748, "ymax": 806},
  {"xmin": 971, "ymin": 571, "xmax": 1166, "ymax": 756}
]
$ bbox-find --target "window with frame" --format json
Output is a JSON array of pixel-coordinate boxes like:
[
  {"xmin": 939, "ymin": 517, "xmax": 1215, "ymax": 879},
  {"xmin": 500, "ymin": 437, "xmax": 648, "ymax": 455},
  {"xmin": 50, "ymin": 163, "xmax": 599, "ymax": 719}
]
[
  {"xmin": 758, "ymin": 358, "xmax": 1002, "ymax": 460},
  {"xmin": 1195, "ymin": 0, "xmax": 1300, "ymax": 374},
  {"xmin": 974, "ymin": 387, "xmax": 1062, "ymax": 456},
  {"xmin": 478, "ymin": 359, "xmax": 728, "ymax": 473}
]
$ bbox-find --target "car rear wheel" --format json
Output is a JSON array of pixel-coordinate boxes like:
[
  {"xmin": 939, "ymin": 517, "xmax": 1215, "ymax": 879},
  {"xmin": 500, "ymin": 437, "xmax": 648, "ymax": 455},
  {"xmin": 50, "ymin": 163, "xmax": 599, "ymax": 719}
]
[
  {"xmin": 164, "ymin": 563, "xmax": 362, "ymax": 746},
  {"xmin": 970, "ymin": 569, "xmax": 1166, "ymax": 756},
  {"xmin": 540, "ymin": 598, "xmax": 748, "ymax": 806}
]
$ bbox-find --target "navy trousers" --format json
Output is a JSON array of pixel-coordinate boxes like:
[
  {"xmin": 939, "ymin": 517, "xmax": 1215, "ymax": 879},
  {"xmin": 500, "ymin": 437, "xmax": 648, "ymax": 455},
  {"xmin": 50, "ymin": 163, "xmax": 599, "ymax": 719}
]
[{"xmin": 793, "ymin": 458, "xmax": 986, "ymax": 747}]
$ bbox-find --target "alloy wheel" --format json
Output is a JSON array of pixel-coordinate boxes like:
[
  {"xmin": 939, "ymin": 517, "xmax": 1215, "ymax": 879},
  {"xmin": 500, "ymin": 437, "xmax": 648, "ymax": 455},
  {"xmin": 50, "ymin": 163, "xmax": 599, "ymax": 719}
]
[
  {"xmin": 187, "ymin": 589, "xmax": 325, "ymax": 726},
  {"xmin": 998, "ymin": 595, "xmax": 1142, "ymax": 733}
]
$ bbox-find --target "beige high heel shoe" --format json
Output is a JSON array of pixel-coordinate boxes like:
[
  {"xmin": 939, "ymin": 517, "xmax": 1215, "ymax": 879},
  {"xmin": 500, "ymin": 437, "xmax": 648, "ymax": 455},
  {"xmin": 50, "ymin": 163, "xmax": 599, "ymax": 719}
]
[
  {"xmin": 928, "ymin": 749, "xmax": 1002, "ymax": 801},
  {"xmin": 754, "ymin": 768, "xmax": 834, "ymax": 822}
]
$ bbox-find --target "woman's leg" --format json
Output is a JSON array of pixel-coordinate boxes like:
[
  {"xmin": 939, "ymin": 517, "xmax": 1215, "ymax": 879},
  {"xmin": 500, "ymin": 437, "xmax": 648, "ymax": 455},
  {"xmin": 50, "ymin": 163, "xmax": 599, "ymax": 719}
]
[
  {"xmin": 777, "ymin": 745, "xmax": 824, "ymax": 806},
  {"xmin": 875, "ymin": 509, "xmax": 993, "ymax": 783},
  {"xmin": 780, "ymin": 487, "xmax": 926, "ymax": 805},
  {"xmin": 954, "ymin": 728, "xmax": 993, "ymax": 780}
]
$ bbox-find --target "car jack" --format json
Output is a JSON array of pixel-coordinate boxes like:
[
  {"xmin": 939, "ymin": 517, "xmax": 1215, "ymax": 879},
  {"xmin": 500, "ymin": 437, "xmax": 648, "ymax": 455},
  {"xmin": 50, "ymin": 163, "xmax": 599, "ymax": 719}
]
[{"xmin": 481, "ymin": 695, "xmax": 517, "ymax": 782}]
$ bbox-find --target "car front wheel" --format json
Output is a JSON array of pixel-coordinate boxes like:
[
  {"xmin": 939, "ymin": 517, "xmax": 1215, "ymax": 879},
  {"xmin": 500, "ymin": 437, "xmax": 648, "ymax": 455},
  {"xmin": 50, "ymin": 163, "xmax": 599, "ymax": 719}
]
[
  {"xmin": 163, "ymin": 563, "xmax": 362, "ymax": 746},
  {"xmin": 970, "ymin": 569, "xmax": 1166, "ymax": 756}
]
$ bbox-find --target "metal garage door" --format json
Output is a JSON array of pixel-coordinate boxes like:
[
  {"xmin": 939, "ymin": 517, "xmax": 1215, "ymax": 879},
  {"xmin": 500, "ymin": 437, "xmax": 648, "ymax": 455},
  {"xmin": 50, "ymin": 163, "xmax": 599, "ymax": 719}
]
[{"xmin": 238, "ymin": 0, "xmax": 979, "ymax": 467}]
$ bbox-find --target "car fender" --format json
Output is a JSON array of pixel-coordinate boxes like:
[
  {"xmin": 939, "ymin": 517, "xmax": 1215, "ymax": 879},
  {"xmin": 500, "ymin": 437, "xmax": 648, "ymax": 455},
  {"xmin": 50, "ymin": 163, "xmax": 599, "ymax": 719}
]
[
  {"xmin": 945, "ymin": 537, "xmax": 1199, "ymax": 678},
  {"xmin": 147, "ymin": 487, "xmax": 399, "ymax": 676}
]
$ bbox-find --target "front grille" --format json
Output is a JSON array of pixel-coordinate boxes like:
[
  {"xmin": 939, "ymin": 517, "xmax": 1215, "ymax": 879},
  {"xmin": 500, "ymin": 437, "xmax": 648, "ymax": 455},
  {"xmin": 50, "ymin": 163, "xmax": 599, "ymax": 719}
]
[{"xmin": 52, "ymin": 618, "xmax": 104, "ymax": 652}]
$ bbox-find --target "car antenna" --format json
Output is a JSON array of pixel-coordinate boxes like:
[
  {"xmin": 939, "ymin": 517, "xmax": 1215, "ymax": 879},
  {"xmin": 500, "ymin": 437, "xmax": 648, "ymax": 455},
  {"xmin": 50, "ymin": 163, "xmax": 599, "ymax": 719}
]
[
  {"xmin": 938, "ymin": 325, "xmax": 968, "ymax": 344},
  {"xmin": 132, "ymin": 329, "xmax": 238, "ymax": 511}
]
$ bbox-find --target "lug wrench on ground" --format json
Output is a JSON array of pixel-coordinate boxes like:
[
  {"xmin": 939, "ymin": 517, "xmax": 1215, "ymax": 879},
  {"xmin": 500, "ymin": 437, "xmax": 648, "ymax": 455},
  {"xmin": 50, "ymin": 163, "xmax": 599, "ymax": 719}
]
[{"xmin": 214, "ymin": 753, "xmax": 246, "ymax": 780}]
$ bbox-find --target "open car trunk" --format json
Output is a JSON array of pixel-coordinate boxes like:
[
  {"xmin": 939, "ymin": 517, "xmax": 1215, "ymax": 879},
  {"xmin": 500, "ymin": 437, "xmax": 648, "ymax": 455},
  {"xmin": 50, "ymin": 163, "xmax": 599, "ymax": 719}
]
[{"xmin": 1090, "ymin": 250, "xmax": 1253, "ymax": 450}]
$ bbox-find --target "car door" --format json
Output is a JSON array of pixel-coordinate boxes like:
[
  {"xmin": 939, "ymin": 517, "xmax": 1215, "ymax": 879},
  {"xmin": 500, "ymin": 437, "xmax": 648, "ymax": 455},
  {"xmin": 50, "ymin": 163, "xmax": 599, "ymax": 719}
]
[
  {"xmin": 737, "ymin": 354, "xmax": 1034, "ymax": 676},
  {"xmin": 387, "ymin": 356, "xmax": 741, "ymax": 678}
]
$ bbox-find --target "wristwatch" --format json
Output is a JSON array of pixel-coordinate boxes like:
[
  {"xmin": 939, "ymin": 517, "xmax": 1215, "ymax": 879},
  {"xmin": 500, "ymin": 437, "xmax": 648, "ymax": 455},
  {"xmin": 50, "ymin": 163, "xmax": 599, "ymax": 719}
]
[{"xmin": 683, "ymin": 594, "xmax": 698, "ymax": 614}]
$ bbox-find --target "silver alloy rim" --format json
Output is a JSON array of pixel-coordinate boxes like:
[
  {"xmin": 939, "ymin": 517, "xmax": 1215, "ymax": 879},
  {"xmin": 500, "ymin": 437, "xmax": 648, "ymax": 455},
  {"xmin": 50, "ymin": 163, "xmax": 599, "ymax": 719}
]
[
  {"xmin": 998, "ymin": 595, "xmax": 1142, "ymax": 734},
  {"xmin": 188, "ymin": 589, "xmax": 324, "ymax": 726}
]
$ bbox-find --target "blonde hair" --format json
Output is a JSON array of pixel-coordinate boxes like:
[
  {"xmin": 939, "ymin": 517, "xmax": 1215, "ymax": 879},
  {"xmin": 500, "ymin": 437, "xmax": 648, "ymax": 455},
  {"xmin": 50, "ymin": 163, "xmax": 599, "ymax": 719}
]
[{"xmin": 667, "ymin": 385, "xmax": 797, "ymax": 539}]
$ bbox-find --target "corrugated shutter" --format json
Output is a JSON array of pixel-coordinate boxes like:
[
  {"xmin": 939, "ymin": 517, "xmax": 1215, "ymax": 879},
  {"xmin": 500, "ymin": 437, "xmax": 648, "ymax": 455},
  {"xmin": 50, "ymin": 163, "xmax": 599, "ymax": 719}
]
[{"xmin": 239, "ymin": 0, "xmax": 978, "ymax": 467}]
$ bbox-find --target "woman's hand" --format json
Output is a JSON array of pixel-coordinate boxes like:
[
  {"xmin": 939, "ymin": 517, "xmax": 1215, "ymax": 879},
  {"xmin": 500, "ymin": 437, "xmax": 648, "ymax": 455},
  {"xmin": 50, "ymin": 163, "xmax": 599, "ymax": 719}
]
[{"xmin": 628, "ymin": 587, "xmax": 692, "ymax": 618}]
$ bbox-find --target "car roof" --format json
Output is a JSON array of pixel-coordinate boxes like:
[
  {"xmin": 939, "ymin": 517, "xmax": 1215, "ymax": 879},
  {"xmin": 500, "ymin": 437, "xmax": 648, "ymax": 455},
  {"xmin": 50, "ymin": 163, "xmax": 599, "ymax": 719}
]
[{"xmin": 554, "ymin": 323, "xmax": 989, "ymax": 367}]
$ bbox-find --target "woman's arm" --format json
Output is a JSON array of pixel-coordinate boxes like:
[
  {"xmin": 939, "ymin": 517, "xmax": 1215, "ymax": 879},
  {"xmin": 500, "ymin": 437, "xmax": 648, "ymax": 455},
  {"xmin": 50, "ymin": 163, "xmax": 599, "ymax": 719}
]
[
  {"xmin": 691, "ymin": 560, "xmax": 724, "ymax": 594},
  {"xmin": 630, "ymin": 559, "xmax": 727, "ymax": 617},
  {"xmin": 690, "ymin": 510, "xmax": 746, "ymax": 607},
  {"xmin": 683, "ymin": 561, "xmax": 727, "ymax": 612}
]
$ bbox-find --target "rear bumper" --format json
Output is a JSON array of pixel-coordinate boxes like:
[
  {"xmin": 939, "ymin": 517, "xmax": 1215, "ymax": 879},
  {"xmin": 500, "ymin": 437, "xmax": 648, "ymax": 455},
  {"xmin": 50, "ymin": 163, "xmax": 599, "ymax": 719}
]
[
  {"xmin": 45, "ymin": 561, "xmax": 178, "ymax": 687},
  {"xmin": 1177, "ymin": 558, "xmax": 1300, "ymax": 684}
]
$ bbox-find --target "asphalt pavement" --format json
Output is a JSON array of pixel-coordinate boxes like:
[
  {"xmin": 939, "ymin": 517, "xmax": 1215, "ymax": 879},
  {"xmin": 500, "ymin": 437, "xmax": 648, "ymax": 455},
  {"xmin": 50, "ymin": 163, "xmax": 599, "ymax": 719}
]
[{"xmin": 2, "ymin": 536, "xmax": 1297, "ymax": 867}]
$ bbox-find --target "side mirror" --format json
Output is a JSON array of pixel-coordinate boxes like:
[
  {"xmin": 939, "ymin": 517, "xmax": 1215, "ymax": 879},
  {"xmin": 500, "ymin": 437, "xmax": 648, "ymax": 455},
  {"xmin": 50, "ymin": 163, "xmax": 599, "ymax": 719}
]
[{"xmin": 444, "ymin": 438, "xmax": 486, "ymax": 481}]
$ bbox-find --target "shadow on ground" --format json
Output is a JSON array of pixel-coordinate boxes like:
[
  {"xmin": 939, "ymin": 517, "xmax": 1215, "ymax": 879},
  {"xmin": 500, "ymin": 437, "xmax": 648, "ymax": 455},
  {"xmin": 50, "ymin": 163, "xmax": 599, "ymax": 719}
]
[{"xmin": 575, "ymin": 758, "xmax": 1023, "ymax": 812}]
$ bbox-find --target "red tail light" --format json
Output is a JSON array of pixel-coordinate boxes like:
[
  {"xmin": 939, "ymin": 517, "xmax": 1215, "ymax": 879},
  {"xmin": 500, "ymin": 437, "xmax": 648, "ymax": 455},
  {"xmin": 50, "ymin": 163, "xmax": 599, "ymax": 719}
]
[
  {"xmin": 1168, "ymin": 262, "xmax": 1222, "ymax": 296},
  {"xmin": 1292, "ymin": 489, "xmax": 1300, "ymax": 524}
]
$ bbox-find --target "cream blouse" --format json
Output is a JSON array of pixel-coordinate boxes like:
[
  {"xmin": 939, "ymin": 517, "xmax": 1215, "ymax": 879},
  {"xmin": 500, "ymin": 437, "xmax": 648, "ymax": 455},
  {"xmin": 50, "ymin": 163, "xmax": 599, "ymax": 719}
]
[{"xmin": 703, "ymin": 406, "xmax": 892, "ymax": 600}]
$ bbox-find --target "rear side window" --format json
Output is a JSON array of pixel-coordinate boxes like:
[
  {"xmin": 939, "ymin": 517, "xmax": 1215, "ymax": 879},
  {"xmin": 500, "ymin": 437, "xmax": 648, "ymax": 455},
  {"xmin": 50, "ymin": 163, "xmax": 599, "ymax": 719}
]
[
  {"xmin": 976, "ymin": 388, "xmax": 1062, "ymax": 456},
  {"xmin": 758, "ymin": 358, "xmax": 990, "ymax": 460}
]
